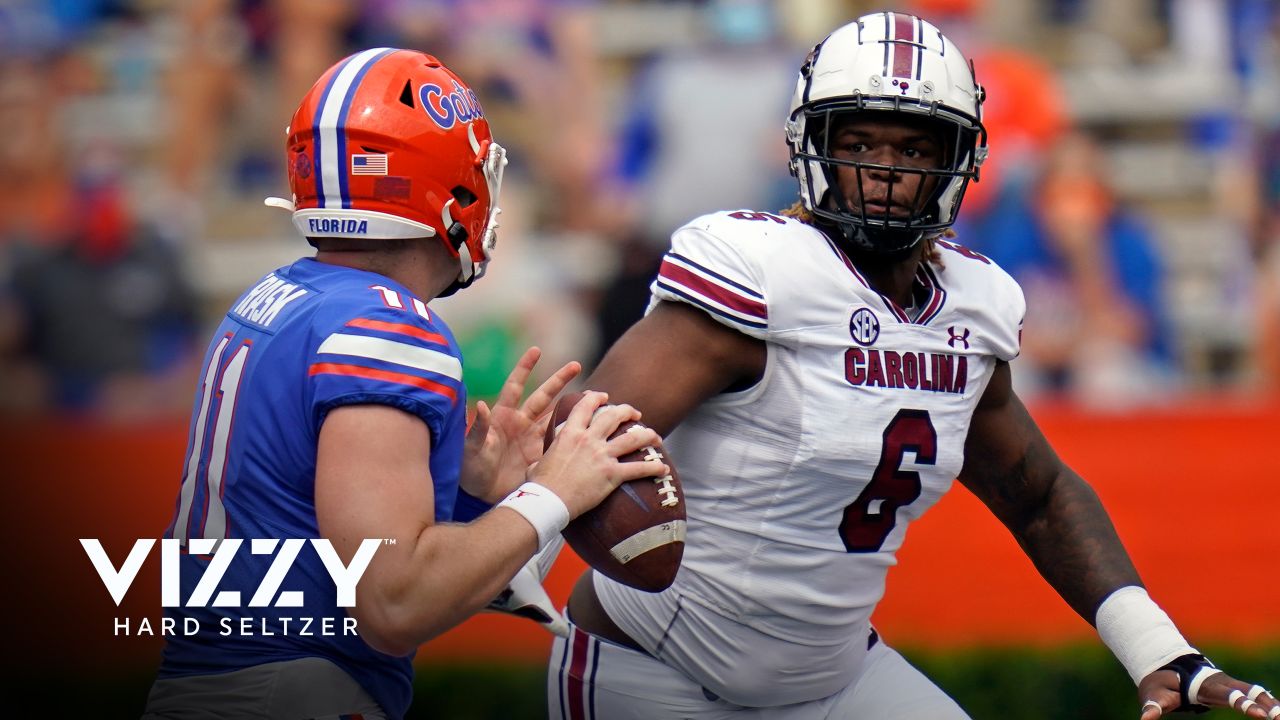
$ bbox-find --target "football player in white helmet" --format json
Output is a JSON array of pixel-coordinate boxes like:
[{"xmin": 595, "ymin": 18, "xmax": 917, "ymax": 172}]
[{"xmin": 547, "ymin": 12, "xmax": 1277, "ymax": 720}]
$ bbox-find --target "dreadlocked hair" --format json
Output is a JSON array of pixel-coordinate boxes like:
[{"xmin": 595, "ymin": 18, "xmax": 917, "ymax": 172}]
[{"xmin": 780, "ymin": 199, "xmax": 950, "ymax": 267}]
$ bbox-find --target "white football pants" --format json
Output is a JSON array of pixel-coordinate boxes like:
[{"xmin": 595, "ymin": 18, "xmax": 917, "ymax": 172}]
[{"xmin": 547, "ymin": 622, "xmax": 970, "ymax": 720}]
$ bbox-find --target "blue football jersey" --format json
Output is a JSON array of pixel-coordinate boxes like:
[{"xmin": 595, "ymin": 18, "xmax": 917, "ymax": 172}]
[{"xmin": 158, "ymin": 258, "xmax": 467, "ymax": 719}]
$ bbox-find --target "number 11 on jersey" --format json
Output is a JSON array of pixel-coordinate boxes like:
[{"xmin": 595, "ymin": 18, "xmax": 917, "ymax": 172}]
[
  {"xmin": 839, "ymin": 409, "xmax": 937, "ymax": 553},
  {"xmin": 172, "ymin": 335, "xmax": 252, "ymax": 547}
]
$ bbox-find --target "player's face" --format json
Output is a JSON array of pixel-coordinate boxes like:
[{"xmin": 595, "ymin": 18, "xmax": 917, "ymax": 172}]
[{"xmin": 825, "ymin": 113, "xmax": 945, "ymax": 220}]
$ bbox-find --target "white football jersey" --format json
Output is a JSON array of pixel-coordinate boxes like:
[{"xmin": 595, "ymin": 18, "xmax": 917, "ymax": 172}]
[{"xmin": 596, "ymin": 210, "xmax": 1024, "ymax": 707}]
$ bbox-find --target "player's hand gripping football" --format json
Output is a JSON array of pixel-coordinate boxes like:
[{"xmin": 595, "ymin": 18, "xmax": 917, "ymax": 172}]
[
  {"xmin": 459, "ymin": 346, "xmax": 582, "ymax": 503},
  {"xmin": 531, "ymin": 391, "xmax": 667, "ymax": 520},
  {"xmin": 1139, "ymin": 655, "xmax": 1278, "ymax": 719}
]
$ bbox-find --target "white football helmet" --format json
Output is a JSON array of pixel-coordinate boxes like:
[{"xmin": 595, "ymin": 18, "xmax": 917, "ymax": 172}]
[{"xmin": 786, "ymin": 12, "xmax": 987, "ymax": 253}]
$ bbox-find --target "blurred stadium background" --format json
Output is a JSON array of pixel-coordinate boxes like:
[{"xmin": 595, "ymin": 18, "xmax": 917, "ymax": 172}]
[{"xmin": 2, "ymin": 0, "xmax": 1277, "ymax": 717}]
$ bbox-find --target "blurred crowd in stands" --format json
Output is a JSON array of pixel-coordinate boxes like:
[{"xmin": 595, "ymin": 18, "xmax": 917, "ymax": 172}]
[{"xmin": 0, "ymin": 0, "xmax": 1276, "ymax": 421}]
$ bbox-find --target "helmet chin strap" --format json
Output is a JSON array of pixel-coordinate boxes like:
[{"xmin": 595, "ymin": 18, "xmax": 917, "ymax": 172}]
[
  {"xmin": 814, "ymin": 209, "xmax": 924, "ymax": 262},
  {"xmin": 816, "ymin": 170, "xmax": 926, "ymax": 256},
  {"xmin": 436, "ymin": 198, "xmax": 474, "ymax": 298},
  {"xmin": 437, "ymin": 278, "xmax": 467, "ymax": 298},
  {"xmin": 437, "ymin": 242, "xmax": 475, "ymax": 298}
]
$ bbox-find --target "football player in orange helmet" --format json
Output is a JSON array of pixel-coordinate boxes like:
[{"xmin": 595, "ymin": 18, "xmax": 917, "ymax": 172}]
[{"xmin": 143, "ymin": 49, "xmax": 668, "ymax": 720}]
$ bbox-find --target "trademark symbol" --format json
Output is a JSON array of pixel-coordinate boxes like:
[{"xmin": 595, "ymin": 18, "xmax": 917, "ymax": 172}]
[{"xmin": 383, "ymin": 538, "xmax": 397, "ymax": 546}]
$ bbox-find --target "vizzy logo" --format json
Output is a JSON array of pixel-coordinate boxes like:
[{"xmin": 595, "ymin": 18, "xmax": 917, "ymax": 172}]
[{"xmin": 80, "ymin": 538, "xmax": 384, "ymax": 608}]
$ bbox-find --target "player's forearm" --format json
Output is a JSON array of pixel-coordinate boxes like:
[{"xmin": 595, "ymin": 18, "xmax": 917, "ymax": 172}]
[
  {"xmin": 1011, "ymin": 467, "xmax": 1143, "ymax": 622},
  {"xmin": 355, "ymin": 509, "xmax": 538, "ymax": 655}
]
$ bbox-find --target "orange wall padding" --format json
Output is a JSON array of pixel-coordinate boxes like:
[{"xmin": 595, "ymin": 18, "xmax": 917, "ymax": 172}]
[{"xmin": 6, "ymin": 399, "xmax": 1277, "ymax": 676}]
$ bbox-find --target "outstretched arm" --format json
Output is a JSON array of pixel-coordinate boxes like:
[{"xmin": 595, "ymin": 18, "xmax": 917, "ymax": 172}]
[
  {"xmin": 960, "ymin": 361, "xmax": 1276, "ymax": 718},
  {"xmin": 585, "ymin": 300, "xmax": 766, "ymax": 433},
  {"xmin": 958, "ymin": 361, "xmax": 1139, "ymax": 620}
]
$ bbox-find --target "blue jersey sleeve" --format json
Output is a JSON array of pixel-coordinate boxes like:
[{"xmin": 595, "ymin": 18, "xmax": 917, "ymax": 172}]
[{"xmin": 307, "ymin": 297, "xmax": 464, "ymax": 441}]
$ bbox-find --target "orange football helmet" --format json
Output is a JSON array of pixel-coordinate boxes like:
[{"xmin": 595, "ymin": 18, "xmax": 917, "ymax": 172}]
[{"xmin": 266, "ymin": 48, "xmax": 507, "ymax": 293}]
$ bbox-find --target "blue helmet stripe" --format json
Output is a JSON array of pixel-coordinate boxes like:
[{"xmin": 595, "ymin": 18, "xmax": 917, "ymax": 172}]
[
  {"xmin": 336, "ymin": 48, "xmax": 396, "ymax": 209},
  {"xmin": 310, "ymin": 54, "xmax": 358, "ymax": 209},
  {"xmin": 313, "ymin": 48, "xmax": 397, "ymax": 210}
]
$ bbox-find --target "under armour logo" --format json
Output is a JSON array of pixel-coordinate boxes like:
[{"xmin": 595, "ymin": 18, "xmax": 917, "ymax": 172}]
[{"xmin": 947, "ymin": 326, "xmax": 971, "ymax": 349}]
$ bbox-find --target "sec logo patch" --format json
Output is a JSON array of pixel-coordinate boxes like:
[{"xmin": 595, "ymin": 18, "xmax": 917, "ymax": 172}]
[{"xmin": 849, "ymin": 308, "xmax": 880, "ymax": 347}]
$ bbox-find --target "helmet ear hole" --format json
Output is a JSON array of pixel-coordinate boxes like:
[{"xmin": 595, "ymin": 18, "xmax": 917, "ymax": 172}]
[
  {"xmin": 399, "ymin": 80, "xmax": 415, "ymax": 109},
  {"xmin": 450, "ymin": 185, "xmax": 478, "ymax": 208}
]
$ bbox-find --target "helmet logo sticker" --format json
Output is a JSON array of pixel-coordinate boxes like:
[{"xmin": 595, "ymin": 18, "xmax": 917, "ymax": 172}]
[
  {"xmin": 419, "ymin": 81, "xmax": 485, "ymax": 130},
  {"xmin": 891, "ymin": 78, "xmax": 910, "ymax": 95},
  {"xmin": 293, "ymin": 151, "xmax": 311, "ymax": 180},
  {"xmin": 850, "ymin": 308, "xmax": 881, "ymax": 347},
  {"xmin": 374, "ymin": 176, "xmax": 411, "ymax": 200}
]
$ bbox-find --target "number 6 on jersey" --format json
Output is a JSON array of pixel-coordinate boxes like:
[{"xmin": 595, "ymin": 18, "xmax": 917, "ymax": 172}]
[{"xmin": 840, "ymin": 409, "xmax": 937, "ymax": 553}]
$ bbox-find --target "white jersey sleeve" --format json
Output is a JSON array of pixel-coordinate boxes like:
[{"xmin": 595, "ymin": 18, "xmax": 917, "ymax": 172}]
[
  {"xmin": 989, "ymin": 274, "xmax": 1025, "ymax": 362},
  {"xmin": 933, "ymin": 238, "xmax": 1025, "ymax": 362},
  {"xmin": 649, "ymin": 211, "xmax": 782, "ymax": 340}
]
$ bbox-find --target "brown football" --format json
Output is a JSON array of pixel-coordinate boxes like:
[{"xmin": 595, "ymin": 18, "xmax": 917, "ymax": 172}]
[{"xmin": 543, "ymin": 391, "xmax": 684, "ymax": 592}]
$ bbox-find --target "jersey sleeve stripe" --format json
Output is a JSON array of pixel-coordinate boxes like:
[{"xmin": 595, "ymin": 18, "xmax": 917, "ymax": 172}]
[
  {"xmin": 659, "ymin": 259, "xmax": 768, "ymax": 319},
  {"xmin": 655, "ymin": 279, "xmax": 768, "ymax": 330},
  {"xmin": 309, "ymin": 362, "xmax": 458, "ymax": 402},
  {"xmin": 345, "ymin": 318, "xmax": 448, "ymax": 346},
  {"xmin": 317, "ymin": 333, "xmax": 462, "ymax": 380},
  {"xmin": 667, "ymin": 252, "xmax": 764, "ymax": 300}
]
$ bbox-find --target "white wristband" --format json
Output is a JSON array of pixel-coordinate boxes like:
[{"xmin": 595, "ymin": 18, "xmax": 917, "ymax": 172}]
[
  {"xmin": 1095, "ymin": 586, "xmax": 1197, "ymax": 683},
  {"xmin": 497, "ymin": 482, "xmax": 569, "ymax": 550}
]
